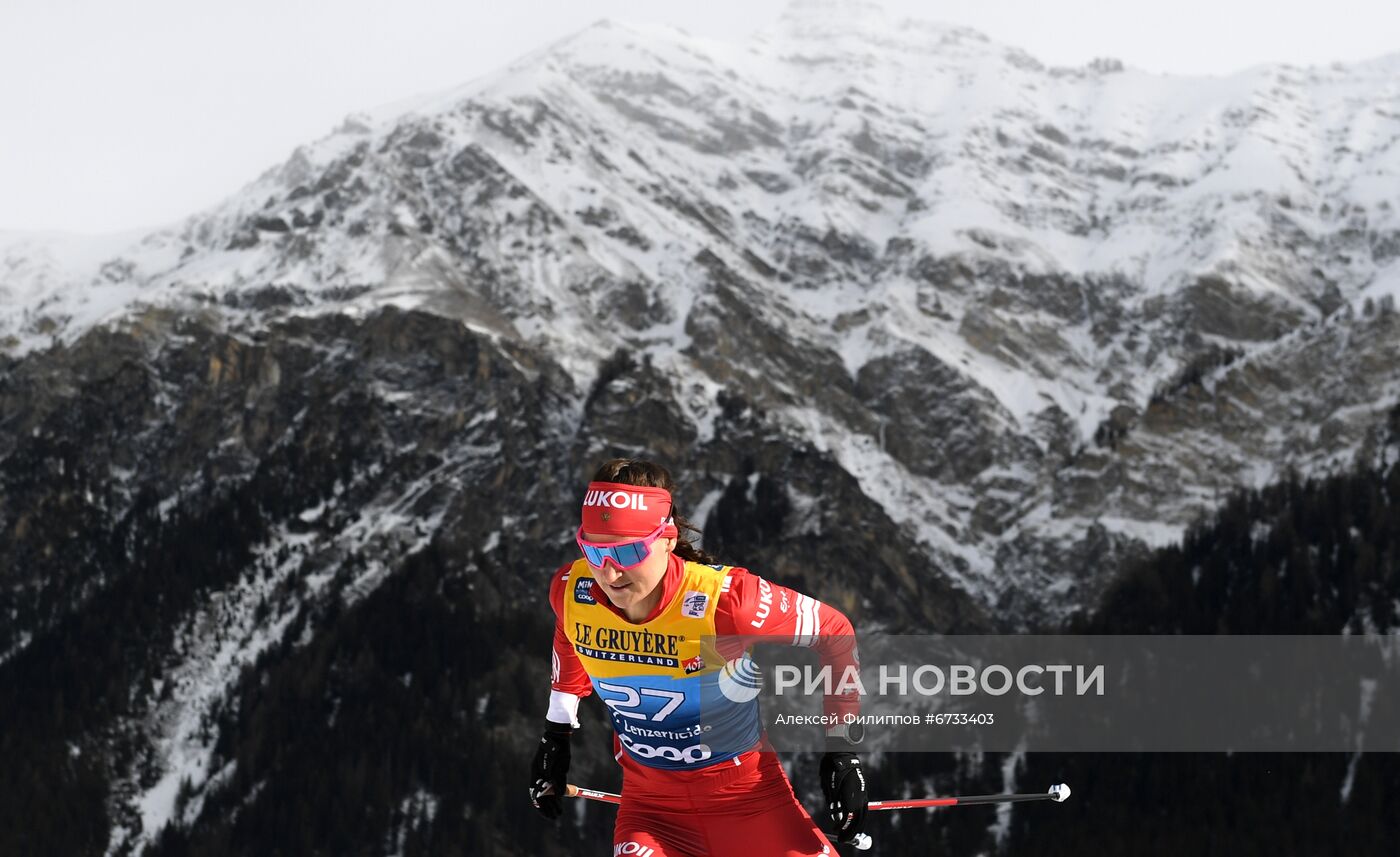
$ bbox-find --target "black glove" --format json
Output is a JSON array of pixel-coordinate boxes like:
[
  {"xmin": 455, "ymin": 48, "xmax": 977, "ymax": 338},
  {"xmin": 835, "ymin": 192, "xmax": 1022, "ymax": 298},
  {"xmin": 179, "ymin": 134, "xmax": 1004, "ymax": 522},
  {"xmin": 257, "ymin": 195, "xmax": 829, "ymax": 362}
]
[
  {"xmin": 528, "ymin": 720, "xmax": 573, "ymax": 819},
  {"xmin": 820, "ymin": 751, "xmax": 868, "ymax": 844}
]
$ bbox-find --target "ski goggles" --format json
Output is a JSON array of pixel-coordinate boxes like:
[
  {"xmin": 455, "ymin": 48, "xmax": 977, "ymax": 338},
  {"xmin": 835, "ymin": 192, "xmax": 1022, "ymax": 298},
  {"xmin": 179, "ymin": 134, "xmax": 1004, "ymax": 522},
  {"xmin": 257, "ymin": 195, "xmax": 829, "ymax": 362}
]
[{"xmin": 575, "ymin": 520, "xmax": 670, "ymax": 570}]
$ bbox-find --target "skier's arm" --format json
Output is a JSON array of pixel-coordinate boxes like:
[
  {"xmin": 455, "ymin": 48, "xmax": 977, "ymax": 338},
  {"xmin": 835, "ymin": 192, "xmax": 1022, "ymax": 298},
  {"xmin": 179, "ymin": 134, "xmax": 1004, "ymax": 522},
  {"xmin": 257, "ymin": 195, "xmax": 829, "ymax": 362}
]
[
  {"xmin": 717, "ymin": 571, "xmax": 870, "ymax": 844},
  {"xmin": 546, "ymin": 566, "xmax": 592, "ymax": 727},
  {"xmin": 531, "ymin": 567, "xmax": 590, "ymax": 819},
  {"xmin": 716, "ymin": 569, "xmax": 860, "ymax": 723}
]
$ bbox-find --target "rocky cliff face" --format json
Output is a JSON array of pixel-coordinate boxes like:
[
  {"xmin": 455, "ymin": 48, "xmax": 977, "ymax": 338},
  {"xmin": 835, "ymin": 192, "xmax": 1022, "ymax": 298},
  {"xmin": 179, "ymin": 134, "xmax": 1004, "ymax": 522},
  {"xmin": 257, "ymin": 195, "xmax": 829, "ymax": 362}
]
[{"xmin": 3, "ymin": 1, "xmax": 1400, "ymax": 851}]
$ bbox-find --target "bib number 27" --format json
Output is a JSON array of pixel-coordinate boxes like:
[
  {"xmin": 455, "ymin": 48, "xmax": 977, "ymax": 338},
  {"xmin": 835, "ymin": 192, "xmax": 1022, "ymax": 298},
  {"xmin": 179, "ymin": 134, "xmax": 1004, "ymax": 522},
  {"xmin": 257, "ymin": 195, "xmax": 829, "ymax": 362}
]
[{"xmin": 598, "ymin": 682, "xmax": 685, "ymax": 722}]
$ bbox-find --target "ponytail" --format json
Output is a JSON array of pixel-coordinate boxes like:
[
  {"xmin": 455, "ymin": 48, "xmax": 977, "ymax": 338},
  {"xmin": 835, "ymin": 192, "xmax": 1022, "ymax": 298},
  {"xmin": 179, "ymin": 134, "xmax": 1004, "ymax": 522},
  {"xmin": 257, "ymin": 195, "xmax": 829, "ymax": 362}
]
[{"xmin": 670, "ymin": 510, "xmax": 719, "ymax": 566}]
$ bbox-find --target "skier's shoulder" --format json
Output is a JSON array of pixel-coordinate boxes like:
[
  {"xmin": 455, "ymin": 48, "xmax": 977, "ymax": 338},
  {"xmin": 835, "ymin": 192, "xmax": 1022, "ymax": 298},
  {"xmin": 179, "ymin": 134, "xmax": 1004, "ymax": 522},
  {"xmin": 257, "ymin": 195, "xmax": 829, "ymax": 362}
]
[
  {"xmin": 550, "ymin": 560, "xmax": 576, "ymax": 586},
  {"xmin": 548, "ymin": 560, "xmax": 583, "ymax": 614},
  {"xmin": 681, "ymin": 559, "xmax": 752, "ymax": 588},
  {"xmin": 705, "ymin": 563, "xmax": 761, "ymax": 606}
]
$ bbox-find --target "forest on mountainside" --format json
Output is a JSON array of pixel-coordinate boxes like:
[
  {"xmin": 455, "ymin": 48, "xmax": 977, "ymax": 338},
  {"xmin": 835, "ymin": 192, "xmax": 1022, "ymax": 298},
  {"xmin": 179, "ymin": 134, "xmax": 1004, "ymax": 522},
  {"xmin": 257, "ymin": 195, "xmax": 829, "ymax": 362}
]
[{"xmin": 4, "ymin": 454, "xmax": 1399, "ymax": 855}]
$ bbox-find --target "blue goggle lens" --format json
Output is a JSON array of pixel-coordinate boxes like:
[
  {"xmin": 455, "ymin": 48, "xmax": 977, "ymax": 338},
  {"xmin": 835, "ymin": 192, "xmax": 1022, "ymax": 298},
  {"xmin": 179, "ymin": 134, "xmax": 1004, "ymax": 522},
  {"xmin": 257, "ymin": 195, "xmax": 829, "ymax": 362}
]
[{"xmin": 583, "ymin": 539, "xmax": 649, "ymax": 568}]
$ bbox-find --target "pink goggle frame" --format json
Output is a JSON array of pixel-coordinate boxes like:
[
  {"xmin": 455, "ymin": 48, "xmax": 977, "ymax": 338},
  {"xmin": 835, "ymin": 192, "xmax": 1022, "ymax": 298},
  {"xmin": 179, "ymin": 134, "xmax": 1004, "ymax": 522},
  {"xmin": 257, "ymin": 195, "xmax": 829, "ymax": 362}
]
[{"xmin": 575, "ymin": 520, "xmax": 671, "ymax": 570}]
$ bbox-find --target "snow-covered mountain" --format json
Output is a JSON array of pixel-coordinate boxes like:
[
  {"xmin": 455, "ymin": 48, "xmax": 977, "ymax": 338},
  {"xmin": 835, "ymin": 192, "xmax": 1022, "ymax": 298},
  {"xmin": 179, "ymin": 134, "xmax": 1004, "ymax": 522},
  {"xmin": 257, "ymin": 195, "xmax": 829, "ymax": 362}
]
[
  {"xmin": 7, "ymin": 1, "xmax": 1400, "ymax": 622},
  {"xmin": 4, "ymin": 3, "xmax": 1400, "ymax": 851}
]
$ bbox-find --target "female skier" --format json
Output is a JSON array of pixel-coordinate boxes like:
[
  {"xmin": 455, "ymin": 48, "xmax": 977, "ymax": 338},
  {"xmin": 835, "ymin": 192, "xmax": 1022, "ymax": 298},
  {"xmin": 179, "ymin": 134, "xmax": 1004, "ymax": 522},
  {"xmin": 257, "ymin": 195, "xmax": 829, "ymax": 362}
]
[{"xmin": 528, "ymin": 458, "xmax": 868, "ymax": 856}]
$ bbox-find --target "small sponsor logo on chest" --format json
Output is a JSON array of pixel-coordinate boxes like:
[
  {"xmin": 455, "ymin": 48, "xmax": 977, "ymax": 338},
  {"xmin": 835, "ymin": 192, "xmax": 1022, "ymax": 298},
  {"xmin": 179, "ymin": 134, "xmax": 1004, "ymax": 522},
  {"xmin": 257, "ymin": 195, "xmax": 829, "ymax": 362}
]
[{"xmin": 681, "ymin": 590, "xmax": 709, "ymax": 618}]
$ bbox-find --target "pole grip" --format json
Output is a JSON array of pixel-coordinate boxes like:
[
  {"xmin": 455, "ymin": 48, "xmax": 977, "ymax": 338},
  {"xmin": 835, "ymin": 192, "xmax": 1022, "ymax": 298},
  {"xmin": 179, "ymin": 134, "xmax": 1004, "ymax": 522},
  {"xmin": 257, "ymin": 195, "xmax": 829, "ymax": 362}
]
[{"xmin": 564, "ymin": 783, "xmax": 622, "ymax": 804}]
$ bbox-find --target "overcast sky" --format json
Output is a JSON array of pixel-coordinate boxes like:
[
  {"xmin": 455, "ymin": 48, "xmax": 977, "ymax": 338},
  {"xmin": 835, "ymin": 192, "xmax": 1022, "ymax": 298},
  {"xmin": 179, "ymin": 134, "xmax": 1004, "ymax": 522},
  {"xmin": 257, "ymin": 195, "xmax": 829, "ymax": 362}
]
[{"xmin": 2, "ymin": 0, "xmax": 1398, "ymax": 234}]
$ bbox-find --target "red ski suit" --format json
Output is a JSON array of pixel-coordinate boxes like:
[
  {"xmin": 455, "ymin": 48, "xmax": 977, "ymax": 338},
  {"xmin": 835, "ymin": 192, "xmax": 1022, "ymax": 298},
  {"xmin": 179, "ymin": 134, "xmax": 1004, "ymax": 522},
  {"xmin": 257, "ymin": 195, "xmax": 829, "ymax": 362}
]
[{"xmin": 548, "ymin": 553, "xmax": 859, "ymax": 857}]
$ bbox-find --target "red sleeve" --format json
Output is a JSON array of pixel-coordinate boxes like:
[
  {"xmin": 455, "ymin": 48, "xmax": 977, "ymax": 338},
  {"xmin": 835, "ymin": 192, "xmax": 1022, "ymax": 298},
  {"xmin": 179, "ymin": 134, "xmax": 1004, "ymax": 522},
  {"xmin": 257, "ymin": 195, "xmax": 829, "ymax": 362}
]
[
  {"xmin": 549, "ymin": 566, "xmax": 592, "ymax": 698},
  {"xmin": 715, "ymin": 568, "xmax": 860, "ymax": 721}
]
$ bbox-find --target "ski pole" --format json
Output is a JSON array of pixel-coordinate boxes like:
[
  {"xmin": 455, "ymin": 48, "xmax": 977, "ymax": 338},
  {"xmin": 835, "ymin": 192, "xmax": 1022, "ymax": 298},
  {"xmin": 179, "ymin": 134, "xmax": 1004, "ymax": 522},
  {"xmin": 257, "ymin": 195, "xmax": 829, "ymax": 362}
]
[
  {"xmin": 868, "ymin": 782, "xmax": 1071, "ymax": 811},
  {"xmin": 566, "ymin": 782, "xmax": 1072, "ymax": 809},
  {"xmin": 563, "ymin": 783, "xmax": 1069, "ymax": 847},
  {"xmin": 564, "ymin": 783, "xmax": 621, "ymax": 805},
  {"xmin": 564, "ymin": 784, "xmax": 876, "ymax": 851}
]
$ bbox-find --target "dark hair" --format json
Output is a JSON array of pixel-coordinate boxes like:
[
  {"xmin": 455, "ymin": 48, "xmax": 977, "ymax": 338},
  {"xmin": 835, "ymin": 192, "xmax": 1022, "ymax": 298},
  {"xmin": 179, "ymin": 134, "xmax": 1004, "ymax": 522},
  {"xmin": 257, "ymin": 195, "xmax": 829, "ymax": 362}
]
[{"xmin": 591, "ymin": 458, "xmax": 719, "ymax": 566}]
